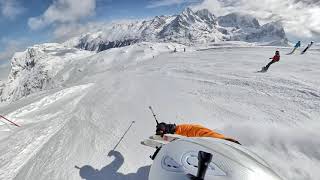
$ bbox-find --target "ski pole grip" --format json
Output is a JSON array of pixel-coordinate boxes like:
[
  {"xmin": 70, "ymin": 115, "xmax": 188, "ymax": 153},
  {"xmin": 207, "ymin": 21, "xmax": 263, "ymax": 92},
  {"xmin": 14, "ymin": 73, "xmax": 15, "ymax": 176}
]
[{"xmin": 196, "ymin": 151, "xmax": 213, "ymax": 179}]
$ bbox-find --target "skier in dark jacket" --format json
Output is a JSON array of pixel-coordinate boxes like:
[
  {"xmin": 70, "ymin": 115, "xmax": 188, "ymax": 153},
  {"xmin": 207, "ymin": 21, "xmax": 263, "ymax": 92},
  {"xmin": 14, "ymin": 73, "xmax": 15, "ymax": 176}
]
[
  {"xmin": 262, "ymin": 50, "xmax": 280, "ymax": 72},
  {"xmin": 301, "ymin": 41, "xmax": 314, "ymax": 54}
]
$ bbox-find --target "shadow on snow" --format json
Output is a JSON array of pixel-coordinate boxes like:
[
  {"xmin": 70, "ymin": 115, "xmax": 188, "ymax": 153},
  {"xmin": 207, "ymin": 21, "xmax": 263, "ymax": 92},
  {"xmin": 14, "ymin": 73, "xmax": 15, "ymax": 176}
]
[{"xmin": 76, "ymin": 150, "xmax": 150, "ymax": 180}]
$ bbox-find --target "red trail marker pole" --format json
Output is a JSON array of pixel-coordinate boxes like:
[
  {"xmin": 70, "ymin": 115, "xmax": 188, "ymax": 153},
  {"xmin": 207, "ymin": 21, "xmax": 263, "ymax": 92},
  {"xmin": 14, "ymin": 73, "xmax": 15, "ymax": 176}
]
[{"xmin": 0, "ymin": 115, "xmax": 20, "ymax": 127}]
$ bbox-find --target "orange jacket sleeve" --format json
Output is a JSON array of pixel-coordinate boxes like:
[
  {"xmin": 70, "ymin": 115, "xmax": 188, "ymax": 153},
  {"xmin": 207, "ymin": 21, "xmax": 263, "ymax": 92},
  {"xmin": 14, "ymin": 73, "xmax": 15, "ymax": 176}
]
[{"xmin": 175, "ymin": 124, "xmax": 237, "ymax": 142}]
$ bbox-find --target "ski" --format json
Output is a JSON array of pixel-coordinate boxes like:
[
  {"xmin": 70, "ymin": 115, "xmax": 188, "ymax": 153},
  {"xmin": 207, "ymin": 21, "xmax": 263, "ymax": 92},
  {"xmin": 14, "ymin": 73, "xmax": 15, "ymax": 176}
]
[
  {"xmin": 150, "ymin": 134, "xmax": 183, "ymax": 141},
  {"xmin": 141, "ymin": 138, "xmax": 169, "ymax": 148},
  {"xmin": 142, "ymin": 134, "xmax": 184, "ymax": 148},
  {"xmin": 256, "ymin": 66, "xmax": 267, "ymax": 73},
  {"xmin": 286, "ymin": 48, "xmax": 297, "ymax": 55}
]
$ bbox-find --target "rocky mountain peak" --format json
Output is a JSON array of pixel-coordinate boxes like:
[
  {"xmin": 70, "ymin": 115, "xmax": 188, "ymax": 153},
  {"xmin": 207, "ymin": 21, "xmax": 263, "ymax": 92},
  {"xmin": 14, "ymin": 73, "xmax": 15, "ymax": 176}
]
[
  {"xmin": 218, "ymin": 12, "xmax": 260, "ymax": 29},
  {"xmin": 196, "ymin": 9, "xmax": 215, "ymax": 22},
  {"xmin": 68, "ymin": 8, "xmax": 288, "ymax": 52}
]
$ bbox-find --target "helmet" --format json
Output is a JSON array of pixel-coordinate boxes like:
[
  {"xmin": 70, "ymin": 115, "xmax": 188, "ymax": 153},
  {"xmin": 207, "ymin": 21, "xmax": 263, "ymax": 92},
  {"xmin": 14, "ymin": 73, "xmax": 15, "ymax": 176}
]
[
  {"xmin": 149, "ymin": 138, "xmax": 284, "ymax": 180},
  {"xmin": 79, "ymin": 165, "xmax": 98, "ymax": 179},
  {"xmin": 311, "ymin": 41, "xmax": 314, "ymax": 43},
  {"xmin": 156, "ymin": 122, "xmax": 176, "ymax": 136},
  {"xmin": 275, "ymin": 50, "xmax": 280, "ymax": 55}
]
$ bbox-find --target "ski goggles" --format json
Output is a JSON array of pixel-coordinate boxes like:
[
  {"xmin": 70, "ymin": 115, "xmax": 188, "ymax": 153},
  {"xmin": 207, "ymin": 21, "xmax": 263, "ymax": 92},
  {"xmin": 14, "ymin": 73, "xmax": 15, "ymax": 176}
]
[{"xmin": 156, "ymin": 123, "xmax": 167, "ymax": 135}]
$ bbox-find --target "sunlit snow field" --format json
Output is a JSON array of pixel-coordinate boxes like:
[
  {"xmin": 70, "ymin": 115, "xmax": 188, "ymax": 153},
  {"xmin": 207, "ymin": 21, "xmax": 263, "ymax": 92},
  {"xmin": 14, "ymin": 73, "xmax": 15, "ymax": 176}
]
[{"xmin": 0, "ymin": 44, "xmax": 319, "ymax": 180}]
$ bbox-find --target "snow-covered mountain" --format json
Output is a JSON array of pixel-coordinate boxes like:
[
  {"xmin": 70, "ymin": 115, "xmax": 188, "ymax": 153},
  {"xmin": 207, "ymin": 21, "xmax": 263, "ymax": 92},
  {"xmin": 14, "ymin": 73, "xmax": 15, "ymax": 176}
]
[
  {"xmin": 0, "ymin": 43, "xmax": 93, "ymax": 102},
  {"xmin": 0, "ymin": 8, "xmax": 289, "ymax": 102},
  {"xmin": 0, "ymin": 81, "xmax": 4, "ymax": 97},
  {"xmin": 1, "ymin": 4, "xmax": 319, "ymax": 180},
  {"xmin": 0, "ymin": 42, "xmax": 184, "ymax": 102},
  {"xmin": 216, "ymin": 13, "xmax": 287, "ymax": 44},
  {"xmin": 71, "ymin": 8, "xmax": 288, "ymax": 52}
]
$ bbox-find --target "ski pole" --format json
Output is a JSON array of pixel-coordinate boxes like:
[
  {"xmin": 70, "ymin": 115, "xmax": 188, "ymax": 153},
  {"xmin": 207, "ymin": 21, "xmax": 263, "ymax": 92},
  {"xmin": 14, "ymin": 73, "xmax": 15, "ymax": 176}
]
[
  {"xmin": 149, "ymin": 106, "xmax": 159, "ymax": 125},
  {"xmin": 112, "ymin": 121, "xmax": 135, "ymax": 151},
  {"xmin": 0, "ymin": 115, "xmax": 20, "ymax": 127}
]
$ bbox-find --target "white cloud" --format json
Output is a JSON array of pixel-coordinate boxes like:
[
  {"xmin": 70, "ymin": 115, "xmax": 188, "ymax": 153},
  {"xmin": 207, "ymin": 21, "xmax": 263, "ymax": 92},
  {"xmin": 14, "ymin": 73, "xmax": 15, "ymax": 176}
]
[
  {"xmin": 0, "ymin": 38, "xmax": 28, "ymax": 63},
  {"xmin": 53, "ymin": 23, "xmax": 87, "ymax": 42},
  {"xmin": 0, "ymin": 63, "xmax": 8, "ymax": 68},
  {"xmin": 0, "ymin": 0, "xmax": 25, "ymax": 19},
  {"xmin": 0, "ymin": 62, "xmax": 10, "ymax": 80},
  {"xmin": 192, "ymin": 0, "xmax": 320, "ymax": 39},
  {"xmin": 28, "ymin": 0, "xmax": 96, "ymax": 30},
  {"xmin": 52, "ymin": 22, "xmax": 103, "ymax": 42},
  {"xmin": 147, "ymin": 0, "xmax": 198, "ymax": 8}
]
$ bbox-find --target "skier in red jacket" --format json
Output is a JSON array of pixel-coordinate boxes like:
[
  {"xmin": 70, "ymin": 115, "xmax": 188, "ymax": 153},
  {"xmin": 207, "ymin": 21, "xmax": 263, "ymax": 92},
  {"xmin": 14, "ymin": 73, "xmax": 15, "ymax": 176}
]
[{"xmin": 262, "ymin": 50, "xmax": 280, "ymax": 72}]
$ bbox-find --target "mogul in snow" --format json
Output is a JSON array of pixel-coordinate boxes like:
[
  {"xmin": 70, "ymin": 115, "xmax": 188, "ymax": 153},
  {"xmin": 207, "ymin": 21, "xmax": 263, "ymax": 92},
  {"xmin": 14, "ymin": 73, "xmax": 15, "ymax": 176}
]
[
  {"xmin": 261, "ymin": 50, "xmax": 280, "ymax": 72},
  {"xmin": 155, "ymin": 122, "xmax": 240, "ymax": 144},
  {"xmin": 287, "ymin": 41, "xmax": 301, "ymax": 55}
]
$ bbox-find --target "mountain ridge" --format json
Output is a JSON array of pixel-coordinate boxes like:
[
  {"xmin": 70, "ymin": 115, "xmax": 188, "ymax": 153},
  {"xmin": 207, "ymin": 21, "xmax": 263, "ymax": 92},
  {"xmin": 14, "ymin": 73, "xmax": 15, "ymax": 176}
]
[{"xmin": 72, "ymin": 8, "xmax": 288, "ymax": 52}]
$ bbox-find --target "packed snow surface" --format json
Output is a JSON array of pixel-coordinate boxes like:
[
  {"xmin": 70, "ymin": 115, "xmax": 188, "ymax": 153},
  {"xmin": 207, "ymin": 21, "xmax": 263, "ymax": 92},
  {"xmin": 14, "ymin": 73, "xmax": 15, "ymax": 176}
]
[{"xmin": 0, "ymin": 43, "xmax": 319, "ymax": 180}]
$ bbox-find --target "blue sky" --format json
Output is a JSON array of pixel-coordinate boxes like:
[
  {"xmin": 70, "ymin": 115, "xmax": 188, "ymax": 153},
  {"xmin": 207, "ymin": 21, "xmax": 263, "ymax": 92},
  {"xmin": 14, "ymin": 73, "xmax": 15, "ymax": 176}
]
[{"xmin": 0, "ymin": 0, "xmax": 319, "ymax": 64}]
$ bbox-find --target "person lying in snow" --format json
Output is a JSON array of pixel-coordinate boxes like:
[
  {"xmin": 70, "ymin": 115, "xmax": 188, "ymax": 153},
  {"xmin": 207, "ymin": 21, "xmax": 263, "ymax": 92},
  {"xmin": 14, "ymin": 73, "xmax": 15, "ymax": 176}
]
[{"xmin": 155, "ymin": 122, "xmax": 241, "ymax": 145}]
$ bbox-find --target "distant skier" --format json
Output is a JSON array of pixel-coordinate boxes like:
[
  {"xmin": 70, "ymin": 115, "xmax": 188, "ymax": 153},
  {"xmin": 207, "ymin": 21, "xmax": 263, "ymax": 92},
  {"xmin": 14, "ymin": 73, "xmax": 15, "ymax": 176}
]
[
  {"xmin": 301, "ymin": 41, "xmax": 314, "ymax": 54},
  {"xmin": 260, "ymin": 50, "xmax": 280, "ymax": 72},
  {"xmin": 287, "ymin": 41, "xmax": 301, "ymax": 55},
  {"xmin": 173, "ymin": 48, "xmax": 177, "ymax": 53},
  {"xmin": 155, "ymin": 122, "xmax": 240, "ymax": 144}
]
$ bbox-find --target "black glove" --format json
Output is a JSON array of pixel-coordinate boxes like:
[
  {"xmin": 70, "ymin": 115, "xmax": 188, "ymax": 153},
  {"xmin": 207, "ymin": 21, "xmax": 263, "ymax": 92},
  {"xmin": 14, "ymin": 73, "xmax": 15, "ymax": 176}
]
[{"xmin": 156, "ymin": 122, "xmax": 176, "ymax": 136}]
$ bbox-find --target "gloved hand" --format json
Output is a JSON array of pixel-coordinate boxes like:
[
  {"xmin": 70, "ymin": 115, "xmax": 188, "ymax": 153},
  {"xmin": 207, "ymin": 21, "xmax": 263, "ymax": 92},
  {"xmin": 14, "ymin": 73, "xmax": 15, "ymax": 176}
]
[{"xmin": 108, "ymin": 150, "xmax": 121, "ymax": 157}]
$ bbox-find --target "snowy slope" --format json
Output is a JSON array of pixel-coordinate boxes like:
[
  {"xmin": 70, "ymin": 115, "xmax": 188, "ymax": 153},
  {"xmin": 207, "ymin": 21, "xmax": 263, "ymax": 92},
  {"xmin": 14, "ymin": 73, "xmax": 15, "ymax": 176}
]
[
  {"xmin": 0, "ymin": 44, "xmax": 319, "ymax": 180},
  {"xmin": 0, "ymin": 42, "xmax": 184, "ymax": 102},
  {"xmin": 0, "ymin": 43, "xmax": 94, "ymax": 102}
]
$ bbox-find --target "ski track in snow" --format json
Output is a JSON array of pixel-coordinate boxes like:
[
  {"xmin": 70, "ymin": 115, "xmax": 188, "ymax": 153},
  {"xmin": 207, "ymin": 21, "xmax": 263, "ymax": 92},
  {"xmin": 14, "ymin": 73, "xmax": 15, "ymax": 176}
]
[
  {"xmin": 0, "ymin": 45, "xmax": 319, "ymax": 180},
  {"xmin": 0, "ymin": 84, "xmax": 93, "ymax": 179}
]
